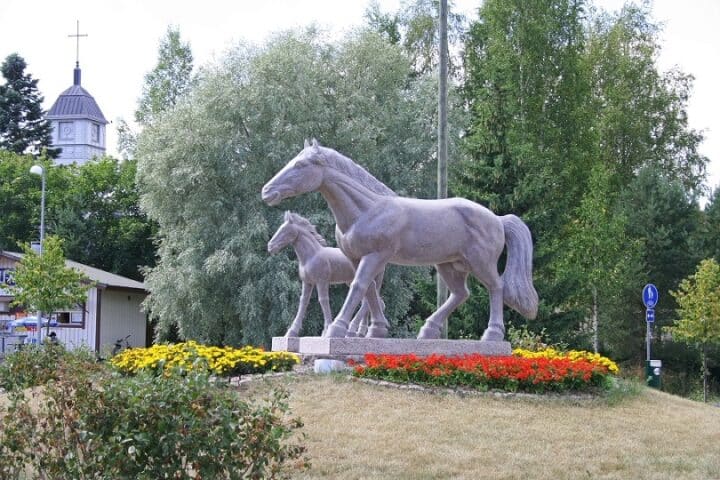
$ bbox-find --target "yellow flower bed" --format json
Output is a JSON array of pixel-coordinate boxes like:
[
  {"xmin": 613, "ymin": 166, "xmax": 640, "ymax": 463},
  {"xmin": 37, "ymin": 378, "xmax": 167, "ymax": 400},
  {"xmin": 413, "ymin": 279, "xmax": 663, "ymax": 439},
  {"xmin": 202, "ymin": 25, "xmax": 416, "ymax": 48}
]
[
  {"xmin": 110, "ymin": 341, "xmax": 300, "ymax": 376},
  {"xmin": 513, "ymin": 347, "xmax": 619, "ymax": 374}
]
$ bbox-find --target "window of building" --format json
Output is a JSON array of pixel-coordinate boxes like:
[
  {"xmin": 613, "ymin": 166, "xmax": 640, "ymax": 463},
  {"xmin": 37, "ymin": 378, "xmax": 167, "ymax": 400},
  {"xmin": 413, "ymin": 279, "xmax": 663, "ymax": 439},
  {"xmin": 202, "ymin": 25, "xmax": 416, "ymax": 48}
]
[
  {"xmin": 91, "ymin": 123, "xmax": 100, "ymax": 143},
  {"xmin": 53, "ymin": 303, "xmax": 86, "ymax": 328}
]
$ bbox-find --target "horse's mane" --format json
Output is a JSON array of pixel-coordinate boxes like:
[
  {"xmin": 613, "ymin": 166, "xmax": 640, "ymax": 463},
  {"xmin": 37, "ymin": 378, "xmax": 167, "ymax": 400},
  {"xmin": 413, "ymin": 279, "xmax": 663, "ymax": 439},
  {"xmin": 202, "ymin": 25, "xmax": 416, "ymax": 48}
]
[
  {"xmin": 286, "ymin": 212, "xmax": 327, "ymax": 246},
  {"xmin": 315, "ymin": 147, "xmax": 397, "ymax": 197}
]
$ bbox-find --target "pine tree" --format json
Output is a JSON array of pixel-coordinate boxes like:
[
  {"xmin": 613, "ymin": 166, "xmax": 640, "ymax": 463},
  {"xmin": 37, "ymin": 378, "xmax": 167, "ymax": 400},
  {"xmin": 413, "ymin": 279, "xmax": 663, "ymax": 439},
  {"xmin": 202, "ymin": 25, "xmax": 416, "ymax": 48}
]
[{"xmin": 0, "ymin": 53, "xmax": 55, "ymax": 157}]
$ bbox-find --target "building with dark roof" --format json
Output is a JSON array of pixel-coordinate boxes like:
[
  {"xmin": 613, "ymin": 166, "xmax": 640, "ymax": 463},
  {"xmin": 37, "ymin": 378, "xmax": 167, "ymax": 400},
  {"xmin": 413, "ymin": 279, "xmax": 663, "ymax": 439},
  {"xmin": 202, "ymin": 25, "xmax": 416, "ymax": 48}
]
[
  {"xmin": 1, "ymin": 251, "xmax": 148, "ymax": 354},
  {"xmin": 47, "ymin": 64, "xmax": 108, "ymax": 165}
]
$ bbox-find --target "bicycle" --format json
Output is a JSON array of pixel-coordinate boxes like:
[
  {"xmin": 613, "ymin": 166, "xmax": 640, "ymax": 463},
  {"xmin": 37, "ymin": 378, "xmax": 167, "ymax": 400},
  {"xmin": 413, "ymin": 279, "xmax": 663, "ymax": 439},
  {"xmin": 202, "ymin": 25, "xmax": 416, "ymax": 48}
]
[{"xmin": 111, "ymin": 334, "xmax": 132, "ymax": 356}]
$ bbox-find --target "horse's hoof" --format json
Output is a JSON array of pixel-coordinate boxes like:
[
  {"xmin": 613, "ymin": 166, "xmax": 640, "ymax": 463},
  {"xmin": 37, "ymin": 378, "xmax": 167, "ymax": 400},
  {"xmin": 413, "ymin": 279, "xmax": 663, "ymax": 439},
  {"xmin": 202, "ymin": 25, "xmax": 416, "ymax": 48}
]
[
  {"xmin": 345, "ymin": 330, "xmax": 357, "ymax": 338},
  {"xmin": 366, "ymin": 325, "xmax": 388, "ymax": 338},
  {"xmin": 324, "ymin": 323, "xmax": 348, "ymax": 338},
  {"xmin": 480, "ymin": 327, "xmax": 505, "ymax": 342},
  {"xmin": 417, "ymin": 325, "xmax": 441, "ymax": 340}
]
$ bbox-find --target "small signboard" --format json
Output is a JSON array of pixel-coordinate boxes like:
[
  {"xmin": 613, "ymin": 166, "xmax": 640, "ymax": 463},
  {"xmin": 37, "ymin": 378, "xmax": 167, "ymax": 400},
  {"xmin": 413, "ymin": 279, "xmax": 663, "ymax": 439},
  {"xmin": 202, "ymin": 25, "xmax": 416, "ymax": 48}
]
[
  {"xmin": 0, "ymin": 268, "xmax": 14, "ymax": 296},
  {"xmin": 642, "ymin": 284, "xmax": 659, "ymax": 308},
  {"xmin": 646, "ymin": 308, "xmax": 655, "ymax": 323}
]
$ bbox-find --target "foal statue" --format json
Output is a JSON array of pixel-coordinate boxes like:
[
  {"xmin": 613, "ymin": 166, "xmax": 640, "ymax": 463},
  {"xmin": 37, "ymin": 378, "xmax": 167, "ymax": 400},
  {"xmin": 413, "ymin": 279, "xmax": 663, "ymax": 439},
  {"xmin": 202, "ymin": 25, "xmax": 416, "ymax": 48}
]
[
  {"xmin": 262, "ymin": 140, "xmax": 538, "ymax": 341},
  {"xmin": 268, "ymin": 211, "xmax": 373, "ymax": 337}
]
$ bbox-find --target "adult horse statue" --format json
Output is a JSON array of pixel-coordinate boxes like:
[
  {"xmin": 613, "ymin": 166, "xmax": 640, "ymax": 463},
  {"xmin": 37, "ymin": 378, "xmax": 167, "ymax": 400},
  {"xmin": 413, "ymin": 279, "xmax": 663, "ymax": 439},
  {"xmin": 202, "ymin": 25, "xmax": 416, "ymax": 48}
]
[
  {"xmin": 268, "ymin": 211, "xmax": 373, "ymax": 337},
  {"xmin": 262, "ymin": 139, "xmax": 538, "ymax": 341}
]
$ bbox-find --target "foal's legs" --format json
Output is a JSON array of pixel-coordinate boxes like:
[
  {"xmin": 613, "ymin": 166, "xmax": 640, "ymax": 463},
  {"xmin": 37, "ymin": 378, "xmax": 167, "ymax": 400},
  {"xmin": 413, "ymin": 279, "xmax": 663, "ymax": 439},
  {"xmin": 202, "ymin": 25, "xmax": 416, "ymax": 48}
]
[
  {"xmin": 325, "ymin": 253, "xmax": 390, "ymax": 338},
  {"xmin": 286, "ymin": 282, "xmax": 313, "ymax": 337},
  {"xmin": 418, "ymin": 263, "xmax": 469, "ymax": 339},
  {"xmin": 316, "ymin": 282, "xmax": 333, "ymax": 335}
]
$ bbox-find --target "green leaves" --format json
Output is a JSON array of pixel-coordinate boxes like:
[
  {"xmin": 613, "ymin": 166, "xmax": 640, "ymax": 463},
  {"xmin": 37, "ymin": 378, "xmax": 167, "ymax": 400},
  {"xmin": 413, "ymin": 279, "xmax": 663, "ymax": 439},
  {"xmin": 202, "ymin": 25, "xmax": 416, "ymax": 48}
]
[
  {"xmin": 668, "ymin": 258, "xmax": 720, "ymax": 346},
  {"xmin": 135, "ymin": 27, "xmax": 194, "ymax": 127},
  {"xmin": 6, "ymin": 236, "xmax": 90, "ymax": 315}
]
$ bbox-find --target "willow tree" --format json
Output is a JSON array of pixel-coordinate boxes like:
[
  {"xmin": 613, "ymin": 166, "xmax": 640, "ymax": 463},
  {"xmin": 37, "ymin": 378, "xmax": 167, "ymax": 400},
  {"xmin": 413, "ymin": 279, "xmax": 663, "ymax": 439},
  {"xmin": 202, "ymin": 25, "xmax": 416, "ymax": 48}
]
[{"xmin": 136, "ymin": 29, "xmax": 455, "ymax": 346}]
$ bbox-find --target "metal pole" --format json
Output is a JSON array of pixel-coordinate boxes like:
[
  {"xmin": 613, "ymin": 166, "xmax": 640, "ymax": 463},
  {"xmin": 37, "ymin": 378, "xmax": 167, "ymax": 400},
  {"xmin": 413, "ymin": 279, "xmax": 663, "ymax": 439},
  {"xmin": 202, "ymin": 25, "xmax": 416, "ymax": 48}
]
[
  {"xmin": 646, "ymin": 318, "xmax": 651, "ymax": 362},
  {"xmin": 437, "ymin": 0, "xmax": 449, "ymax": 338},
  {"xmin": 37, "ymin": 168, "xmax": 45, "ymax": 345}
]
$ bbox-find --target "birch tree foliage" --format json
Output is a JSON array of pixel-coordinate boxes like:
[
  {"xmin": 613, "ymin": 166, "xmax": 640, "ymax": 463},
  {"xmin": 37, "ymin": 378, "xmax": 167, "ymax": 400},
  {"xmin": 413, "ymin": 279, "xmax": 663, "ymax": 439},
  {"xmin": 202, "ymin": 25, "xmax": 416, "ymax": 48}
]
[
  {"xmin": 668, "ymin": 258, "xmax": 720, "ymax": 401},
  {"xmin": 668, "ymin": 259, "xmax": 720, "ymax": 347},
  {"xmin": 137, "ymin": 29, "xmax": 450, "ymax": 346}
]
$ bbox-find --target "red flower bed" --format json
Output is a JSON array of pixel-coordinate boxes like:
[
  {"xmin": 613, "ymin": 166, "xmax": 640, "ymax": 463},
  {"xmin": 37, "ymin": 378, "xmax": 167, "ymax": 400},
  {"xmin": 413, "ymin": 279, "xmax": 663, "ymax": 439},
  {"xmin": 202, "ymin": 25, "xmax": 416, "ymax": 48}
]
[{"xmin": 351, "ymin": 353, "xmax": 613, "ymax": 393}]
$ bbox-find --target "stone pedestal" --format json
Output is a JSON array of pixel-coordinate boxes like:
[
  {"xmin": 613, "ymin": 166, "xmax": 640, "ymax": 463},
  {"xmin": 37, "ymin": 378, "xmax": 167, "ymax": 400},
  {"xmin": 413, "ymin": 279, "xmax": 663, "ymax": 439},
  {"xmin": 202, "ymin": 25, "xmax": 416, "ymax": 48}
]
[
  {"xmin": 271, "ymin": 336, "xmax": 300, "ymax": 352},
  {"xmin": 272, "ymin": 336, "xmax": 511, "ymax": 357}
]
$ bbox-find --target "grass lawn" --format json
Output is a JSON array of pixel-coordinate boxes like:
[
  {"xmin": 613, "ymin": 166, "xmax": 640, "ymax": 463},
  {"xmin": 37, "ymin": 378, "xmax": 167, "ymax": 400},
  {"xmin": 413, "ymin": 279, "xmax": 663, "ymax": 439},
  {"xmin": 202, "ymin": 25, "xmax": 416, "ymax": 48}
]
[{"xmin": 241, "ymin": 374, "xmax": 720, "ymax": 480}]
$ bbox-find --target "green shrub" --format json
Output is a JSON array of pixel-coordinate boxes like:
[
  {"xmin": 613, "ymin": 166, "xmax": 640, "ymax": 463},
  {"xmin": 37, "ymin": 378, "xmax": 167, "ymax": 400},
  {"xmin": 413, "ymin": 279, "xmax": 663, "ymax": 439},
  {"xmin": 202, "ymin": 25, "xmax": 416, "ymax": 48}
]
[
  {"xmin": 0, "ymin": 365, "xmax": 308, "ymax": 479},
  {"xmin": 0, "ymin": 342, "xmax": 100, "ymax": 391}
]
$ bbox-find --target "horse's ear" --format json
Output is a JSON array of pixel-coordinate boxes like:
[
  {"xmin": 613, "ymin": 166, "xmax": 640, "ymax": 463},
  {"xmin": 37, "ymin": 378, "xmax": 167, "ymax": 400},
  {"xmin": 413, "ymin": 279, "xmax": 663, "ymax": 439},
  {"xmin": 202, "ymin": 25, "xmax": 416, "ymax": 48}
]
[
  {"xmin": 304, "ymin": 139, "xmax": 310, "ymax": 148},
  {"xmin": 284, "ymin": 211, "xmax": 292, "ymax": 222},
  {"xmin": 311, "ymin": 138, "xmax": 319, "ymax": 149}
]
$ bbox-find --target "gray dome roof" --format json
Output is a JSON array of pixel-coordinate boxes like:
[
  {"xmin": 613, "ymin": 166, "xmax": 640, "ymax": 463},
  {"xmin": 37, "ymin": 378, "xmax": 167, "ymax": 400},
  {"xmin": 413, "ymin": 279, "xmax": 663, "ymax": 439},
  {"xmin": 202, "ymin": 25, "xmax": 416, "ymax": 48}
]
[{"xmin": 47, "ymin": 83, "xmax": 107, "ymax": 124}]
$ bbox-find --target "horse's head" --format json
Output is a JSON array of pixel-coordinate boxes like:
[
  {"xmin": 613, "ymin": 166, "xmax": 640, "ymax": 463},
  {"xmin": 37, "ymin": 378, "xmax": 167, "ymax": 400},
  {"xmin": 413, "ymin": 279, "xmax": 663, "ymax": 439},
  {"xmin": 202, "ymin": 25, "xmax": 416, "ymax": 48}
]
[
  {"xmin": 261, "ymin": 139, "xmax": 325, "ymax": 206},
  {"xmin": 267, "ymin": 211, "xmax": 299, "ymax": 254}
]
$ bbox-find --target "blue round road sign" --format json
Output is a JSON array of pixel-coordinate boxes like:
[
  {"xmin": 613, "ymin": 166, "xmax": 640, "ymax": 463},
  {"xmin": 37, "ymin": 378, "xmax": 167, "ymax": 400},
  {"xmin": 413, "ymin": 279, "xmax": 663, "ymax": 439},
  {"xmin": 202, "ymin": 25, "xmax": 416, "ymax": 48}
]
[{"xmin": 642, "ymin": 284, "xmax": 659, "ymax": 308}]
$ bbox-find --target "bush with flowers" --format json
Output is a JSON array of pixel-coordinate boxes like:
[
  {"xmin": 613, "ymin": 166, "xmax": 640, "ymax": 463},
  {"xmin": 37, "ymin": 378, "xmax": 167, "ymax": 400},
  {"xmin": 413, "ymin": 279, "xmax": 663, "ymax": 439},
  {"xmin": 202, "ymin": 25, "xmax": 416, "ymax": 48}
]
[
  {"xmin": 513, "ymin": 347, "xmax": 620, "ymax": 375},
  {"xmin": 111, "ymin": 341, "xmax": 300, "ymax": 377},
  {"xmin": 351, "ymin": 348, "xmax": 619, "ymax": 394}
]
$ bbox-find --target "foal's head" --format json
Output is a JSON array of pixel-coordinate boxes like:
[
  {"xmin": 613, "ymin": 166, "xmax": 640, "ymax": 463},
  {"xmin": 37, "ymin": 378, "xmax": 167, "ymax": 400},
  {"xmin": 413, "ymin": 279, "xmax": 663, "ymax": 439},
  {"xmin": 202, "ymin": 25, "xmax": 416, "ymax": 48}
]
[{"xmin": 267, "ymin": 211, "xmax": 327, "ymax": 254}]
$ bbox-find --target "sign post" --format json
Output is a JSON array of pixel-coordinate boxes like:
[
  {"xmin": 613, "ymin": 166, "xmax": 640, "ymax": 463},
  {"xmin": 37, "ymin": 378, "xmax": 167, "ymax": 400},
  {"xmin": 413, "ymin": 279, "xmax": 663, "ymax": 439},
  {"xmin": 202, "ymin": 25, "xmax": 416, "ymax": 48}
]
[{"xmin": 642, "ymin": 284, "xmax": 661, "ymax": 388}]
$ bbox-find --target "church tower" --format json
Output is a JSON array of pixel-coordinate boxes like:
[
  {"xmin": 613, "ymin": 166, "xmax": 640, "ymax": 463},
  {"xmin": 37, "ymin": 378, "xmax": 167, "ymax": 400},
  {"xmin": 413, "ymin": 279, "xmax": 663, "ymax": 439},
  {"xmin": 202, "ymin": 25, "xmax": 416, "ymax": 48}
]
[{"xmin": 47, "ymin": 22, "xmax": 107, "ymax": 166}]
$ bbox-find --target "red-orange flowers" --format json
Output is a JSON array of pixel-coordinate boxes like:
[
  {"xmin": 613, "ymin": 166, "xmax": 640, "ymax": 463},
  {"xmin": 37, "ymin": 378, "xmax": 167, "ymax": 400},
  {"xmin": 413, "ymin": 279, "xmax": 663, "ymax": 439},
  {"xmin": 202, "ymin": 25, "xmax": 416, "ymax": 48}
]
[{"xmin": 353, "ymin": 353, "xmax": 613, "ymax": 393}]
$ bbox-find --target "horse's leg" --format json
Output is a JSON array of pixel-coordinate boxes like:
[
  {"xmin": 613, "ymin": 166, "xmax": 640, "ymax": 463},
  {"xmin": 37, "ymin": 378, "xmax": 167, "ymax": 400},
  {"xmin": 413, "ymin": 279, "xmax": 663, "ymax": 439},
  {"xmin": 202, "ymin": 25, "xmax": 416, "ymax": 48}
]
[
  {"xmin": 466, "ymin": 247, "xmax": 505, "ymax": 341},
  {"xmin": 325, "ymin": 253, "xmax": 390, "ymax": 338},
  {"xmin": 364, "ymin": 271, "xmax": 387, "ymax": 338},
  {"xmin": 418, "ymin": 263, "xmax": 469, "ymax": 339},
  {"xmin": 285, "ymin": 282, "xmax": 314, "ymax": 337},
  {"xmin": 317, "ymin": 282, "xmax": 333, "ymax": 336}
]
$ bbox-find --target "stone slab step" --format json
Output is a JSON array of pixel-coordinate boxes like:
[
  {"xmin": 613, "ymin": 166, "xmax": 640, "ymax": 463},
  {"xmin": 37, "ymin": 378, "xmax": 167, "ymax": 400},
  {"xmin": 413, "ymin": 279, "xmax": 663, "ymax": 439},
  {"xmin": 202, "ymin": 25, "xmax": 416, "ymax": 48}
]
[{"xmin": 272, "ymin": 336, "xmax": 511, "ymax": 357}]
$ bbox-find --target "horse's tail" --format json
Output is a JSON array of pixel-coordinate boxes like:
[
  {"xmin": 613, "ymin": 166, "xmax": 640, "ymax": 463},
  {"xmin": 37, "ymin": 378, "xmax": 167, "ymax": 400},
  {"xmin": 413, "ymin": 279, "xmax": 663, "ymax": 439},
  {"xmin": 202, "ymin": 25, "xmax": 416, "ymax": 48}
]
[{"xmin": 500, "ymin": 214, "xmax": 538, "ymax": 319}]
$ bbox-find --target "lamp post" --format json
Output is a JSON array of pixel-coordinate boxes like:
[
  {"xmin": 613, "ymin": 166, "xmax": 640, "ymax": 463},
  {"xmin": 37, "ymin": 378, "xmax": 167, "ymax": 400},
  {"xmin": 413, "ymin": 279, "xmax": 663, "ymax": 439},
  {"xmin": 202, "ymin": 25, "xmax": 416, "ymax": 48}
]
[{"xmin": 30, "ymin": 165, "xmax": 45, "ymax": 345}]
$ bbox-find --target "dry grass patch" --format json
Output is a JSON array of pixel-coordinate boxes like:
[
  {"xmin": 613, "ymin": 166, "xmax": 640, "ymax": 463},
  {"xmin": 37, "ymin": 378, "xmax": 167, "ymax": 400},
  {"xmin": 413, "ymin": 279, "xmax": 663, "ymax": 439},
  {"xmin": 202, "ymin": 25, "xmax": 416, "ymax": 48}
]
[{"xmin": 241, "ymin": 374, "xmax": 720, "ymax": 480}]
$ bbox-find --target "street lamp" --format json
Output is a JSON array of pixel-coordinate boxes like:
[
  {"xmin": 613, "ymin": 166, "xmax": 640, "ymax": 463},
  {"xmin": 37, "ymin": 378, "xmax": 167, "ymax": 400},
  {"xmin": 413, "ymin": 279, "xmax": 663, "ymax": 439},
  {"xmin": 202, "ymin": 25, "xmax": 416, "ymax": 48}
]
[{"xmin": 30, "ymin": 164, "xmax": 45, "ymax": 345}]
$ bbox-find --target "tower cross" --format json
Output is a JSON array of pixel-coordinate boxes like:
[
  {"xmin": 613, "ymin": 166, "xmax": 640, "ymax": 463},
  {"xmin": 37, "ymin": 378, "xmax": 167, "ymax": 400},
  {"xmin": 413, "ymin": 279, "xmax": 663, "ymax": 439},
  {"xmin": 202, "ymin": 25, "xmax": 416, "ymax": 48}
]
[{"xmin": 68, "ymin": 20, "xmax": 88, "ymax": 67}]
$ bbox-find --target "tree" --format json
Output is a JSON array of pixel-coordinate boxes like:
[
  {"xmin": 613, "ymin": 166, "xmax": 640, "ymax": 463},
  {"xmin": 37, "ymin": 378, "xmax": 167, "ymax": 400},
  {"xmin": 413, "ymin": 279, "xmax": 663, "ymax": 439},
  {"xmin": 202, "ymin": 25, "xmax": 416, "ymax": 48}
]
[
  {"xmin": 554, "ymin": 163, "xmax": 642, "ymax": 353},
  {"xmin": 585, "ymin": 4, "xmax": 707, "ymax": 196},
  {"xmin": 0, "ymin": 151, "xmax": 41, "ymax": 250},
  {"xmin": 695, "ymin": 188, "xmax": 720, "ymax": 262},
  {"xmin": 0, "ymin": 54, "xmax": 55, "ymax": 157},
  {"xmin": 667, "ymin": 258, "xmax": 720, "ymax": 402},
  {"xmin": 455, "ymin": 0, "xmax": 592, "ymax": 342},
  {"xmin": 136, "ymin": 29, "xmax": 451, "ymax": 346},
  {"xmin": 365, "ymin": 0, "xmax": 467, "ymax": 76},
  {"xmin": 455, "ymin": 0, "xmax": 708, "ymax": 351},
  {"xmin": 4, "ymin": 237, "xmax": 89, "ymax": 332},
  {"xmin": 117, "ymin": 27, "xmax": 194, "ymax": 160},
  {"xmin": 135, "ymin": 26, "xmax": 194, "ymax": 127},
  {"xmin": 52, "ymin": 157, "xmax": 157, "ymax": 281}
]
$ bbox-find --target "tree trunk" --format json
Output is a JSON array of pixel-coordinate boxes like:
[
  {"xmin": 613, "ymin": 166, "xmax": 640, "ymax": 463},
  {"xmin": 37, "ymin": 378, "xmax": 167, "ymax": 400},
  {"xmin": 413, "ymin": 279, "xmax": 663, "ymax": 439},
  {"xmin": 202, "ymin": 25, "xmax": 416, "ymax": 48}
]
[
  {"xmin": 702, "ymin": 344, "xmax": 708, "ymax": 403},
  {"xmin": 592, "ymin": 285, "xmax": 599, "ymax": 353}
]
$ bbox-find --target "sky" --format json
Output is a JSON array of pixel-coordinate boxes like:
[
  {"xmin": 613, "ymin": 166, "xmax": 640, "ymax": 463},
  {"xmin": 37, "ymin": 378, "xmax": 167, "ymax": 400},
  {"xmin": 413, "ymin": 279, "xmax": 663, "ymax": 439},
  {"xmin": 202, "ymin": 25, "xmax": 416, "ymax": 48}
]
[{"xmin": 1, "ymin": 0, "xmax": 718, "ymax": 195}]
